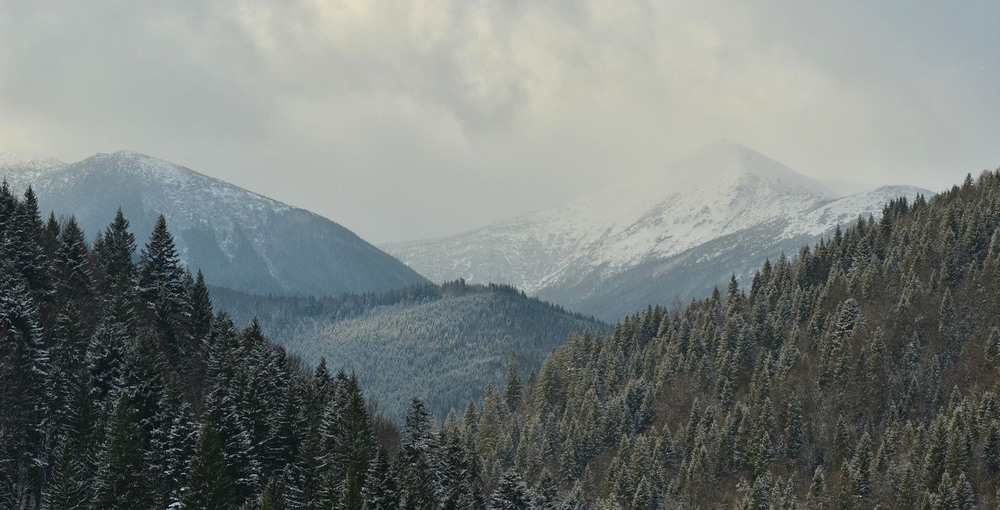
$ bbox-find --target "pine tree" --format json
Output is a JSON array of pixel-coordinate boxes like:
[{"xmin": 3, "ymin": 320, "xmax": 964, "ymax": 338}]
[
  {"xmin": 834, "ymin": 298, "xmax": 864, "ymax": 339},
  {"xmin": 327, "ymin": 371, "xmax": 376, "ymax": 509},
  {"xmin": 939, "ymin": 288, "xmax": 957, "ymax": 344},
  {"xmin": 477, "ymin": 385, "xmax": 509, "ymax": 480},
  {"xmin": 91, "ymin": 395, "xmax": 154, "ymax": 510},
  {"xmin": 158, "ymin": 372, "xmax": 199, "ymax": 507},
  {"xmin": 401, "ymin": 397, "xmax": 437, "ymax": 510},
  {"xmin": 985, "ymin": 328, "xmax": 1000, "ymax": 363},
  {"xmin": 53, "ymin": 215, "xmax": 93, "ymax": 311},
  {"xmin": 11, "ymin": 187, "xmax": 51, "ymax": 304},
  {"xmin": 45, "ymin": 437, "xmax": 88, "ymax": 510},
  {"xmin": 259, "ymin": 475, "xmax": 288, "ymax": 510},
  {"xmin": 137, "ymin": 215, "xmax": 186, "ymax": 362},
  {"xmin": 362, "ymin": 449, "xmax": 400, "ymax": 510},
  {"xmin": 182, "ymin": 422, "xmax": 237, "ymax": 510},
  {"xmin": 489, "ymin": 470, "xmax": 535, "ymax": 510},
  {"xmin": 849, "ymin": 431, "xmax": 873, "ymax": 496},
  {"xmin": 287, "ymin": 421, "xmax": 328, "ymax": 510},
  {"xmin": 808, "ymin": 466, "xmax": 826, "ymax": 506},
  {"xmin": 505, "ymin": 350, "xmax": 523, "ymax": 410},
  {"xmin": 95, "ymin": 208, "xmax": 137, "ymax": 292},
  {"xmin": 87, "ymin": 318, "xmax": 130, "ymax": 402},
  {"xmin": 784, "ymin": 398, "xmax": 803, "ymax": 460},
  {"xmin": 186, "ymin": 269, "xmax": 213, "ymax": 375},
  {"xmin": 0, "ymin": 272, "xmax": 49, "ymax": 508},
  {"xmin": 137, "ymin": 215, "xmax": 184, "ymax": 308}
]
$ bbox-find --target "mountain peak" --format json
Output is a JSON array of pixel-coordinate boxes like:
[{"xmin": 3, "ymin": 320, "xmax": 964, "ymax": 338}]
[
  {"xmin": 12, "ymin": 150, "xmax": 428, "ymax": 297},
  {"xmin": 671, "ymin": 139, "xmax": 836, "ymax": 198},
  {"xmin": 0, "ymin": 151, "xmax": 66, "ymax": 170},
  {"xmin": 105, "ymin": 150, "xmax": 180, "ymax": 168}
]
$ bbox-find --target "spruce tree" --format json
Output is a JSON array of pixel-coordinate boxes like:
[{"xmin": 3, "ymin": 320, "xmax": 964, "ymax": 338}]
[
  {"xmin": 259, "ymin": 475, "xmax": 288, "ymax": 510},
  {"xmin": 401, "ymin": 397, "xmax": 437, "ymax": 510},
  {"xmin": 91, "ymin": 395, "xmax": 154, "ymax": 510},
  {"xmin": 137, "ymin": 215, "xmax": 184, "ymax": 307},
  {"xmin": 362, "ymin": 449, "xmax": 400, "ymax": 510},
  {"xmin": 0, "ymin": 272, "xmax": 48, "ymax": 508},
  {"xmin": 850, "ymin": 431, "xmax": 873, "ymax": 496},
  {"xmin": 489, "ymin": 470, "xmax": 535, "ymax": 510},
  {"xmin": 505, "ymin": 350, "xmax": 522, "ymax": 410},
  {"xmin": 12, "ymin": 187, "xmax": 51, "ymax": 304},
  {"xmin": 54, "ymin": 216, "xmax": 93, "ymax": 313},
  {"xmin": 95, "ymin": 208, "xmax": 137, "ymax": 293},
  {"xmin": 182, "ymin": 422, "xmax": 237, "ymax": 510},
  {"xmin": 137, "ymin": 214, "xmax": 186, "ymax": 362},
  {"xmin": 45, "ymin": 437, "xmax": 88, "ymax": 510}
]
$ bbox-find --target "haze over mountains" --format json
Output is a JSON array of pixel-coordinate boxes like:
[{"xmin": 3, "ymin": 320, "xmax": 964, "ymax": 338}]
[
  {"xmin": 387, "ymin": 140, "xmax": 931, "ymax": 320},
  {"xmin": 0, "ymin": 150, "xmax": 428, "ymax": 297}
]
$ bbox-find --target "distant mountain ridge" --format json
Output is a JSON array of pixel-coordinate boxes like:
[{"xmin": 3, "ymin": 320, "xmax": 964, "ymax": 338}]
[
  {"xmin": 1, "ymin": 150, "xmax": 428, "ymax": 296},
  {"xmin": 387, "ymin": 140, "xmax": 932, "ymax": 320}
]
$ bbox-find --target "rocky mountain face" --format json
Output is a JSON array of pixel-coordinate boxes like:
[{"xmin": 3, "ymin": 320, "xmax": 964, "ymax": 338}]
[
  {"xmin": 387, "ymin": 140, "xmax": 931, "ymax": 320},
  {"xmin": 1, "ymin": 150, "xmax": 428, "ymax": 296}
]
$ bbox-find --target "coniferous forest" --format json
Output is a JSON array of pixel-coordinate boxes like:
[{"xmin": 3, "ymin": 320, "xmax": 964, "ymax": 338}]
[{"xmin": 3, "ymin": 168, "xmax": 1000, "ymax": 510}]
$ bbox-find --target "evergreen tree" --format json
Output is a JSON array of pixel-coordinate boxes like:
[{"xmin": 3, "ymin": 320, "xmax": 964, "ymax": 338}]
[
  {"xmin": 287, "ymin": 421, "xmax": 328, "ymax": 510},
  {"xmin": 0, "ymin": 272, "xmax": 48, "ymax": 509},
  {"xmin": 137, "ymin": 215, "xmax": 186, "ymax": 362},
  {"xmin": 45, "ymin": 437, "xmax": 88, "ymax": 510},
  {"xmin": 137, "ymin": 215, "xmax": 184, "ymax": 307},
  {"xmin": 54, "ymin": 216, "xmax": 92, "ymax": 299},
  {"xmin": 259, "ymin": 475, "xmax": 288, "ymax": 510},
  {"xmin": 182, "ymin": 422, "xmax": 237, "ymax": 510},
  {"xmin": 95, "ymin": 208, "xmax": 137, "ymax": 292},
  {"xmin": 489, "ymin": 470, "xmax": 535, "ymax": 510},
  {"xmin": 505, "ymin": 350, "xmax": 523, "ymax": 410},
  {"xmin": 784, "ymin": 398, "xmax": 803, "ymax": 460},
  {"xmin": 849, "ymin": 431, "xmax": 873, "ymax": 496},
  {"xmin": 11, "ymin": 187, "xmax": 51, "ymax": 304},
  {"xmin": 362, "ymin": 449, "xmax": 400, "ymax": 510},
  {"xmin": 400, "ymin": 397, "xmax": 437, "ymax": 509},
  {"xmin": 91, "ymin": 395, "xmax": 154, "ymax": 510},
  {"xmin": 327, "ymin": 371, "xmax": 377, "ymax": 508}
]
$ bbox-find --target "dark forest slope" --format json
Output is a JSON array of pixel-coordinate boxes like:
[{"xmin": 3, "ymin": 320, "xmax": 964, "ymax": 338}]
[
  {"xmin": 212, "ymin": 281, "xmax": 608, "ymax": 420},
  {"xmin": 448, "ymin": 171, "xmax": 1000, "ymax": 508}
]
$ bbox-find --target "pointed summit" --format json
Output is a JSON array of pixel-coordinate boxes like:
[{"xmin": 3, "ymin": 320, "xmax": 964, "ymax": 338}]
[
  {"xmin": 671, "ymin": 139, "xmax": 836, "ymax": 198},
  {"xmin": 388, "ymin": 139, "xmax": 927, "ymax": 320}
]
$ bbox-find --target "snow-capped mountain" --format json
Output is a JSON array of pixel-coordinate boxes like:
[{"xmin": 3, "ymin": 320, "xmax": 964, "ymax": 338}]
[
  {"xmin": 386, "ymin": 140, "xmax": 932, "ymax": 320},
  {"xmin": 1, "ymin": 150, "xmax": 428, "ymax": 296}
]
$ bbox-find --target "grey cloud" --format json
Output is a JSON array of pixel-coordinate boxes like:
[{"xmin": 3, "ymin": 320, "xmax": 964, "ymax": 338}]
[{"xmin": 0, "ymin": 0, "xmax": 998, "ymax": 242}]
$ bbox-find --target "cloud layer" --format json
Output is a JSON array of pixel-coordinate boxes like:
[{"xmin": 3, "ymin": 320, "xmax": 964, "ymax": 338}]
[{"xmin": 2, "ymin": 0, "xmax": 998, "ymax": 241}]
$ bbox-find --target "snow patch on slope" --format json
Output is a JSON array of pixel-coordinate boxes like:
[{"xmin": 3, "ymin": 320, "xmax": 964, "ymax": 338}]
[{"xmin": 0, "ymin": 152, "xmax": 67, "ymax": 184}]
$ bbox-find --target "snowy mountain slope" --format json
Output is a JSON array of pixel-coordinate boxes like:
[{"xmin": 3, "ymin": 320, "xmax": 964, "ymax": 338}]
[
  {"xmin": 0, "ymin": 152, "xmax": 67, "ymax": 181},
  {"xmin": 1, "ymin": 150, "xmax": 428, "ymax": 296},
  {"xmin": 386, "ymin": 141, "xmax": 931, "ymax": 320}
]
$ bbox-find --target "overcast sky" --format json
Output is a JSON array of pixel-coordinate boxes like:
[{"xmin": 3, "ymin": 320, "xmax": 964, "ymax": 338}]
[{"xmin": 1, "ymin": 0, "xmax": 998, "ymax": 243}]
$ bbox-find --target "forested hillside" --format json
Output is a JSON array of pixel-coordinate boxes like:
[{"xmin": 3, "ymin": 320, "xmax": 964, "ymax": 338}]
[
  {"xmin": 0, "ymin": 183, "xmax": 497, "ymax": 509},
  {"xmin": 212, "ymin": 282, "xmax": 606, "ymax": 420},
  {"xmin": 450, "ymin": 171, "xmax": 1000, "ymax": 508},
  {"xmin": 6, "ymin": 167, "xmax": 1000, "ymax": 510}
]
